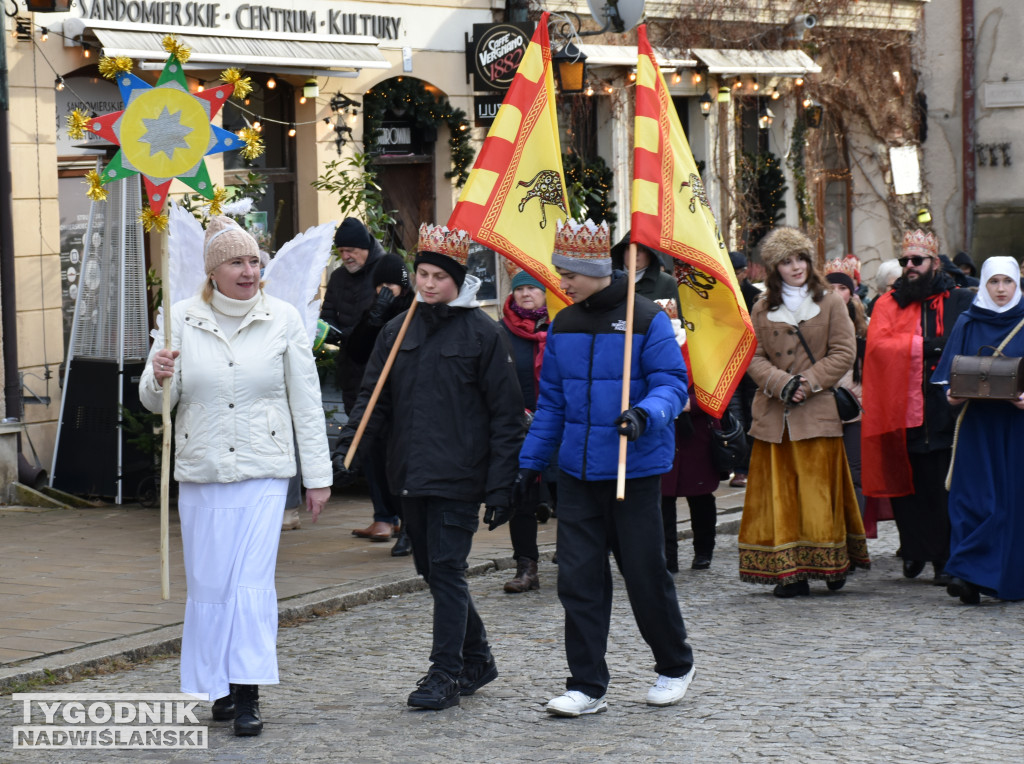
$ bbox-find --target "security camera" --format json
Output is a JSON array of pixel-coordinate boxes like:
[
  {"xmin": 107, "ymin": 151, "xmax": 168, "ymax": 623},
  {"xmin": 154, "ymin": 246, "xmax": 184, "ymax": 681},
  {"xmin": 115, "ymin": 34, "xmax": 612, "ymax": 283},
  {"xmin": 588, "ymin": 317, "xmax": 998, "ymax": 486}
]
[{"xmin": 794, "ymin": 13, "xmax": 817, "ymax": 29}]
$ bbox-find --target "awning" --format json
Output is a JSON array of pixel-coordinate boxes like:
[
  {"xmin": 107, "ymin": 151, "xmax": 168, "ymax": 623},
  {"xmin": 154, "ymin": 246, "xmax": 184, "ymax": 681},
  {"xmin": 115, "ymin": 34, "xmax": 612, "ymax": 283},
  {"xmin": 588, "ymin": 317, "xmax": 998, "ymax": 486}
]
[
  {"xmin": 577, "ymin": 44, "xmax": 696, "ymax": 69},
  {"xmin": 691, "ymin": 49, "xmax": 821, "ymax": 76},
  {"xmin": 62, "ymin": 18, "xmax": 391, "ymax": 75}
]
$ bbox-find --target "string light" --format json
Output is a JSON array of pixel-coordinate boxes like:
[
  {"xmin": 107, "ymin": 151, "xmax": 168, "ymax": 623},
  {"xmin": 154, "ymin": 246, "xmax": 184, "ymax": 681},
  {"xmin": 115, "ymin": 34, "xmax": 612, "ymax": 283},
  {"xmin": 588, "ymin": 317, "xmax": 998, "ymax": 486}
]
[
  {"xmin": 55, "ymin": 78, "xmax": 64, "ymax": 91},
  {"xmin": 692, "ymin": 72, "xmax": 702, "ymax": 85},
  {"xmin": 771, "ymin": 88, "xmax": 780, "ymax": 100},
  {"xmin": 83, "ymin": 48, "xmax": 90, "ymax": 58},
  {"xmin": 795, "ymin": 77, "xmax": 804, "ymax": 87},
  {"xmin": 628, "ymin": 71, "xmax": 637, "ymax": 83},
  {"xmin": 40, "ymin": 28, "xmax": 48, "ymax": 42},
  {"xmin": 671, "ymin": 71, "xmax": 681, "ymax": 85},
  {"xmin": 266, "ymin": 77, "xmax": 276, "ymax": 90},
  {"xmin": 299, "ymin": 95, "xmax": 307, "ymax": 105},
  {"xmin": 252, "ymin": 120, "xmax": 262, "ymax": 132},
  {"xmin": 585, "ymin": 85, "xmax": 594, "ymax": 97},
  {"xmin": 288, "ymin": 126, "xmax": 296, "ymax": 137}
]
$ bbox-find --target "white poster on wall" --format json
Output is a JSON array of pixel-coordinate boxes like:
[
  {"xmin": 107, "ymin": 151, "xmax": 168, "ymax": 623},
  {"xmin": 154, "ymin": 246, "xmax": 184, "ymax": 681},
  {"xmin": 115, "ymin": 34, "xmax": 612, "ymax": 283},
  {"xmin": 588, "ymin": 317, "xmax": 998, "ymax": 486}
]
[{"xmin": 889, "ymin": 145, "xmax": 922, "ymax": 196}]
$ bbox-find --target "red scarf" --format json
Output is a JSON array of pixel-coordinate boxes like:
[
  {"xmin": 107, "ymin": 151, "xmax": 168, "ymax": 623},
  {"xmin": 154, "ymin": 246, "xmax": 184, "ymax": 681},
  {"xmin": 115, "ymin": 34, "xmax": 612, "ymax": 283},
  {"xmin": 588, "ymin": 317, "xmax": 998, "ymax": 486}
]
[{"xmin": 502, "ymin": 295, "xmax": 548, "ymax": 399}]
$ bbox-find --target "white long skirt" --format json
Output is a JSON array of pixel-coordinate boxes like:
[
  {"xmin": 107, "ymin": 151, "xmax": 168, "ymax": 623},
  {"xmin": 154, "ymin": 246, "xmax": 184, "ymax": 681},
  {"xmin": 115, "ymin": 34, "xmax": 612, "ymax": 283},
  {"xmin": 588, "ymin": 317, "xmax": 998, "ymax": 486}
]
[{"xmin": 178, "ymin": 478, "xmax": 287, "ymax": 700}]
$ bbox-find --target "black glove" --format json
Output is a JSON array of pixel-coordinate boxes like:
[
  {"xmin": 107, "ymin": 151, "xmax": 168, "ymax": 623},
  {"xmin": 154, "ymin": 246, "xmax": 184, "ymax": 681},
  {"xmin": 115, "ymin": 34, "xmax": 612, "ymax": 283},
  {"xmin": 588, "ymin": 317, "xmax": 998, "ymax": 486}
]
[
  {"xmin": 614, "ymin": 407, "xmax": 648, "ymax": 441},
  {"xmin": 922, "ymin": 335, "xmax": 947, "ymax": 358},
  {"xmin": 367, "ymin": 288, "xmax": 396, "ymax": 326},
  {"xmin": 510, "ymin": 469, "xmax": 541, "ymax": 511},
  {"xmin": 779, "ymin": 376, "xmax": 803, "ymax": 405},
  {"xmin": 331, "ymin": 428, "xmax": 358, "ymax": 485},
  {"xmin": 483, "ymin": 505, "xmax": 512, "ymax": 531}
]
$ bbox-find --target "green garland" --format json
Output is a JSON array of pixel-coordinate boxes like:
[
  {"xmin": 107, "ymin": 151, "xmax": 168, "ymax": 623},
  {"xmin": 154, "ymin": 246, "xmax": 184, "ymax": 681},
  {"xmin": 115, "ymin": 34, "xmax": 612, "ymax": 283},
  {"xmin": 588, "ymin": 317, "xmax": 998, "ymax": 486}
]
[
  {"xmin": 363, "ymin": 78, "xmax": 475, "ymax": 186},
  {"xmin": 562, "ymin": 153, "xmax": 618, "ymax": 228},
  {"xmin": 787, "ymin": 117, "xmax": 815, "ymax": 227}
]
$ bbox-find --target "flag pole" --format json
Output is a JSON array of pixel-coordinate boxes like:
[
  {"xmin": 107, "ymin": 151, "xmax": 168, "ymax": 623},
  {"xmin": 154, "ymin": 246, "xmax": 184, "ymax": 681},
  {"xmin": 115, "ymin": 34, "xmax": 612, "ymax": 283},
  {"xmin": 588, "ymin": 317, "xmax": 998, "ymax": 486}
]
[
  {"xmin": 344, "ymin": 297, "xmax": 419, "ymax": 469},
  {"xmin": 616, "ymin": 243, "xmax": 638, "ymax": 500},
  {"xmin": 159, "ymin": 243, "xmax": 171, "ymax": 601}
]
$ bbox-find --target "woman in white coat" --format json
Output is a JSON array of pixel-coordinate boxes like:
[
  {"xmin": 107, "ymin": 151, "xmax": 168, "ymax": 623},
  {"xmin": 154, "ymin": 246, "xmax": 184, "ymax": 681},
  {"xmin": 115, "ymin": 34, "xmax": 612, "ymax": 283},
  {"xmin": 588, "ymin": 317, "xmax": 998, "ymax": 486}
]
[{"xmin": 139, "ymin": 216, "xmax": 331, "ymax": 737}]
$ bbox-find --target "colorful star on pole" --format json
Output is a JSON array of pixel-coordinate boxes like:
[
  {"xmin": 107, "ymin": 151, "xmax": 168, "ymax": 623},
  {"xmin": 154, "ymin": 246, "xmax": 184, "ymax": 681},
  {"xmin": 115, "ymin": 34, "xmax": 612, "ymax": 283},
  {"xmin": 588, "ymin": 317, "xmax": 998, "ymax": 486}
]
[{"xmin": 79, "ymin": 38, "xmax": 260, "ymax": 230}]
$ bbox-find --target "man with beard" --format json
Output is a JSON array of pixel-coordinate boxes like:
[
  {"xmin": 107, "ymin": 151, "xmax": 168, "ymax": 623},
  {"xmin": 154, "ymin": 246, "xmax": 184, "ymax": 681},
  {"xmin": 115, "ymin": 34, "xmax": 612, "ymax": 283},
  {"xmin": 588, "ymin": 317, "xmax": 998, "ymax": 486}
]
[{"xmin": 861, "ymin": 230, "xmax": 974, "ymax": 585}]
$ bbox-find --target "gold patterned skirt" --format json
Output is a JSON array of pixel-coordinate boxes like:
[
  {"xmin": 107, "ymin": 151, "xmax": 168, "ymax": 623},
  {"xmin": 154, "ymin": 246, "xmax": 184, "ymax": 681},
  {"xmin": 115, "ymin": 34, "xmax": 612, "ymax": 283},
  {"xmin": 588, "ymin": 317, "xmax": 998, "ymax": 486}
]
[{"xmin": 739, "ymin": 434, "xmax": 870, "ymax": 584}]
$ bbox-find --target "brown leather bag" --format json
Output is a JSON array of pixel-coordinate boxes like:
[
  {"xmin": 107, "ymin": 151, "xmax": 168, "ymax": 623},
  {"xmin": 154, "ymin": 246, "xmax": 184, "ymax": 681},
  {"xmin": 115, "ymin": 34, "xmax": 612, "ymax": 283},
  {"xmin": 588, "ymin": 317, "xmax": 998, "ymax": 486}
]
[{"xmin": 950, "ymin": 351, "xmax": 1024, "ymax": 400}]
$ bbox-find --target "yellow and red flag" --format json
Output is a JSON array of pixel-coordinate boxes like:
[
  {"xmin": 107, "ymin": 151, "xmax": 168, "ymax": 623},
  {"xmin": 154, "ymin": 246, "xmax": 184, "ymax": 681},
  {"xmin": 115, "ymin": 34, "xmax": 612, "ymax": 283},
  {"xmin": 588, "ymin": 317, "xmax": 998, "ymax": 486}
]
[
  {"xmin": 631, "ymin": 24, "xmax": 756, "ymax": 417},
  {"xmin": 448, "ymin": 11, "xmax": 570, "ymax": 311}
]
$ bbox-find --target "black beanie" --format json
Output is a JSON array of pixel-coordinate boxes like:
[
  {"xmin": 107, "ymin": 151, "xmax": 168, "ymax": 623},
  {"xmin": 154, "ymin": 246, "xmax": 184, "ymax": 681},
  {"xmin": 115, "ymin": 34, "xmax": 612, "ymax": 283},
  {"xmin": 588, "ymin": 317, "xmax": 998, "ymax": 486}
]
[
  {"xmin": 372, "ymin": 254, "xmax": 410, "ymax": 290},
  {"xmin": 414, "ymin": 250, "xmax": 466, "ymax": 290},
  {"xmin": 334, "ymin": 217, "xmax": 372, "ymax": 251},
  {"xmin": 825, "ymin": 271, "xmax": 856, "ymax": 294}
]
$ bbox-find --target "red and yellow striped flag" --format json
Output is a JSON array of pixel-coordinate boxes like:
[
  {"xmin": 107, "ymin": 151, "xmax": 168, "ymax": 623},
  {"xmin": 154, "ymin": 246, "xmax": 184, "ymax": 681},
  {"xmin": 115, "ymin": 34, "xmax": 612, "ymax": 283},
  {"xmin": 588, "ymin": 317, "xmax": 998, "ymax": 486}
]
[
  {"xmin": 448, "ymin": 12, "xmax": 570, "ymax": 311},
  {"xmin": 631, "ymin": 24, "xmax": 756, "ymax": 418}
]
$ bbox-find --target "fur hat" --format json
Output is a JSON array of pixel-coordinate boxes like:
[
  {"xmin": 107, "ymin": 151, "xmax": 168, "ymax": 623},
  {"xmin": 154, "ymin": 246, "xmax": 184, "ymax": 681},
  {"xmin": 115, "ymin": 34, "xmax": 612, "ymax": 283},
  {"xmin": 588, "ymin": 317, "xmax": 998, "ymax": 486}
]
[
  {"xmin": 414, "ymin": 224, "xmax": 471, "ymax": 289},
  {"xmin": 333, "ymin": 217, "xmax": 373, "ymax": 251},
  {"xmin": 552, "ymin": 219, "xmax": 612, "ymax": 277},
  {"xmin": 204, "ymin": 216, "xmax": 260, "ymax": 274},
  {"xmin": 758, "ymin": 227, "xmax": 814, "ymax": 272}
]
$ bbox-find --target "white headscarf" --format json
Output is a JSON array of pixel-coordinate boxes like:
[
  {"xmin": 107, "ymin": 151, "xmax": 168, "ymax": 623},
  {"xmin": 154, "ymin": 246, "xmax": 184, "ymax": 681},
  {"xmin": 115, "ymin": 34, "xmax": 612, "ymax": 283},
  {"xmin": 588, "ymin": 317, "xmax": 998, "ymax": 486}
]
[{"xmin": 975, "ymin": 256, "xmax": 1022, "ymax": 313}]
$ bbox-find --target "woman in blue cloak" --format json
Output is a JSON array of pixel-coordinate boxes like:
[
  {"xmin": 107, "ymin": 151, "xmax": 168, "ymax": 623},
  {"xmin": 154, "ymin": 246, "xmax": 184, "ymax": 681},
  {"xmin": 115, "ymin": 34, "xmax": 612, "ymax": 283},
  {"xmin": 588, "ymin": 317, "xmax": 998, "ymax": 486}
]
[{"xmin": 932, "ymin": 256, "xmax": 1024, "ymax": 604}]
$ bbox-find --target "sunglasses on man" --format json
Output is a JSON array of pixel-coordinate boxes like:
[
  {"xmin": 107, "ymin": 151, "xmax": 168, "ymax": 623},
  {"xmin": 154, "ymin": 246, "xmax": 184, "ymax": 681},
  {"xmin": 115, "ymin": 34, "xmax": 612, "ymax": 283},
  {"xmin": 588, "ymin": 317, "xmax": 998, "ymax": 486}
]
[{"xmin": 898, "ymin": 255, "xmax": 932, "ymax": 267}]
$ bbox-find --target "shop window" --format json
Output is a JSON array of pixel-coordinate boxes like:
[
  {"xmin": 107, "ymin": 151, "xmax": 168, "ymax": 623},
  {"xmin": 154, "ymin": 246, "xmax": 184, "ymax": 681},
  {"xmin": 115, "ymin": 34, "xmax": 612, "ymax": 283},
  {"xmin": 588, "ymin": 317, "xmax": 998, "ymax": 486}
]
[{"xmin": 222, "ymin": 76, "xmax": 296, "ymax": 250}]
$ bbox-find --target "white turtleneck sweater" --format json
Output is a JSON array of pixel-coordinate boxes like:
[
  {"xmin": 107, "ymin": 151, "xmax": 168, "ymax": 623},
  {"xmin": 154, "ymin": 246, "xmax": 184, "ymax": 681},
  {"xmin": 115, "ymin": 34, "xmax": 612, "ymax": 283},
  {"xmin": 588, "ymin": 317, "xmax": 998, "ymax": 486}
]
[
  {"xmin": 781, "ymin": 282, "xmax": 809, "ymax": 313},
  {"xmin": 210, "ymin": 289, "xmax": 260, "ymax": 339}
]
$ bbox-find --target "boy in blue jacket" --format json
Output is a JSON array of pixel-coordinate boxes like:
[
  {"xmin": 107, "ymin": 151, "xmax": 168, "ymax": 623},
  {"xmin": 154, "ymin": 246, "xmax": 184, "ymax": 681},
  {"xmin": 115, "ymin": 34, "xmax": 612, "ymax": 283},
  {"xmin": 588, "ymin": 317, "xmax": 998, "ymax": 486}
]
[{"xmin": 516, "ymin": 219, "xmax": 696, "ymax": 717}]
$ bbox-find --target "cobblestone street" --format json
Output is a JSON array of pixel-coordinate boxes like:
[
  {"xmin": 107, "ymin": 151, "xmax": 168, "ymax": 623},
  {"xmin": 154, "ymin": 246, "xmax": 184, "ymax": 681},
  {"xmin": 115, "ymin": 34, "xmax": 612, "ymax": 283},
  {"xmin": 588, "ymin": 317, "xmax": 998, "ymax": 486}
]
[{"xmin": 4, "ymin": 524, "xmax": 1022, "ymax": 763}]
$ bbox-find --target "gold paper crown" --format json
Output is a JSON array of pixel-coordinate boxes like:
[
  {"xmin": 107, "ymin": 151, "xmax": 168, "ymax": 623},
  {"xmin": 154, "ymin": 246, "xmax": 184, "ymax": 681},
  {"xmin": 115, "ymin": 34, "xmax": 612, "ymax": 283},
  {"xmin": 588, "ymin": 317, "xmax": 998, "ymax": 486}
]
[
  {"xmin": 825, "ymin": 254, "xmax": 861, "ymax": 285},
  {"xmin": 902, "ymin": 229, "xmax": 938, "ymax": 258},
  {"xmin": 417, "ymin": 223, "xmax": 471, "ymax": 266},
  {"xmin": 502, "ymin": 256, "xmax": 523, "ymax": 281},
  {"xmin": 553, "ymin": 219, "xmax": 611, "ymax": 261}
]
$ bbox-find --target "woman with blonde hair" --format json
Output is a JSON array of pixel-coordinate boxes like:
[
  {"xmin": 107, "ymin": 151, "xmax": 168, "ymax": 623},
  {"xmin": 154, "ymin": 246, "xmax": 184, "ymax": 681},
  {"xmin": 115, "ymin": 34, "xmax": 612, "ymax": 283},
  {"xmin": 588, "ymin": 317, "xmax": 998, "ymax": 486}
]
[
  {"xmin": 739, "ymin": 227, "xmax": 870, "ymax": 597},
  {"xmin": 140, "ymin": 216, "xmax": 332, "ymax": 735}
]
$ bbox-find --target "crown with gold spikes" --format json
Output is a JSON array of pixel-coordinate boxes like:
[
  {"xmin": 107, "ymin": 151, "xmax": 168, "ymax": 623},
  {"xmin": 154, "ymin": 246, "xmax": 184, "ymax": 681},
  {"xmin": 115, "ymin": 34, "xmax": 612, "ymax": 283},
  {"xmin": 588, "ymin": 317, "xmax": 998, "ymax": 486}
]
[
  {"xmin": 902, "ymin": 229, "xmax": 938, "ymax": 259},
  {"xmin": 825, "ymin": 253, "xmax": 862, "ymax": 286},
  {"xmin": 502, "ymin": 256, "xmax": 524, "ymax": 281},
  {"xmin": 551, "ymin": 219, "xmax": 611, "ymax": 277},
  {"xmin": 417, "ymin": 223, "xmax": 471, "ymax": 266}
]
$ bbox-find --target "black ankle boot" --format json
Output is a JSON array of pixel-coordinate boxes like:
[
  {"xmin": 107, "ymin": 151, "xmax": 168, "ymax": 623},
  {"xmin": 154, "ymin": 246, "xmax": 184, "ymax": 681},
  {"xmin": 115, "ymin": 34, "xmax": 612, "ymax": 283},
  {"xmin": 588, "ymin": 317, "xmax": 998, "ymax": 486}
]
[
  {"xmin": 231, "ymin": 684, "xmax": 263, "ymax": 736},
  {"xmin": 211, "ymin": 692, "xmax": 235, "ymax": 721}
]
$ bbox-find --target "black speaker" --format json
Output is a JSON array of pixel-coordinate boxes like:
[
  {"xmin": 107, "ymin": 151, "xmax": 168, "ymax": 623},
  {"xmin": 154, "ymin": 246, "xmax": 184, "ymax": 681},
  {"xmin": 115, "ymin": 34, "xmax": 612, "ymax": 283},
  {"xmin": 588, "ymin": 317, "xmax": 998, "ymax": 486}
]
[{"xmin": 52, "ymin": 359, "xmax": 152, "ymax": 500}]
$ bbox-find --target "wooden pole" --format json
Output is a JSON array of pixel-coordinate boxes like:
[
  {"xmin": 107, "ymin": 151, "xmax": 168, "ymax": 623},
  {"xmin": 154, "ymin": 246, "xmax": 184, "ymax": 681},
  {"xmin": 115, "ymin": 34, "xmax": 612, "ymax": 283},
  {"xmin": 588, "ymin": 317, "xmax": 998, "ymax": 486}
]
[
  {"xmin": 159, "ymin": 246, "xmax": 171, "ymax": 601},
  {"xmin": 343, "ymin": 297, "xmax": 419, "ymax": 469},
  {"xmin": 616, "ymin": 242, "xmax": 638, "ymax": 500}
]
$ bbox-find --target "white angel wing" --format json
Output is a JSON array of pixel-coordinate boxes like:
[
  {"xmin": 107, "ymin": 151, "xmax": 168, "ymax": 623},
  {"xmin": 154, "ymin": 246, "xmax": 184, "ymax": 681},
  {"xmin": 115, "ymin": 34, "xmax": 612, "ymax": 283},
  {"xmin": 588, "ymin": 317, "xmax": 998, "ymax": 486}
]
[
  {"xmin": 263, "ymin": 222, "xmax": 336, "ymax": 343},
  {"xmin": 152, "ymin": 201, "xmax": 207, "ymax": 341}
]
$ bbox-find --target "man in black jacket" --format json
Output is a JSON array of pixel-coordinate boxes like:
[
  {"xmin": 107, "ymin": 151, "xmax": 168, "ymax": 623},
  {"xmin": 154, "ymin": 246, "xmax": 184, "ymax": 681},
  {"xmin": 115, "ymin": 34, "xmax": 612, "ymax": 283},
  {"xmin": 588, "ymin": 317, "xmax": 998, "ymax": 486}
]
[
  {"xmin": 320, "ymin": 217, "xmax": 386, "ymax": 413},
  {"xmin": 863, "ymin": 230, "xmax": 974, "ymax": 585},
  {"xmin": 335, "ymin": 224, "xmax": 523, "ymax": 711}
]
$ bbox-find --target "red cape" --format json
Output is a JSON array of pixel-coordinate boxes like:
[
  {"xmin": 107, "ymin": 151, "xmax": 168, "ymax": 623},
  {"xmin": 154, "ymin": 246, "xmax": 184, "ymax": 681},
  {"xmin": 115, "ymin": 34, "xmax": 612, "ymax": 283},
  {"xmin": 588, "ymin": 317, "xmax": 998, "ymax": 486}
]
[{"xmin": 861, "ymin": 293, "xmax": 924, "ymax": 497}]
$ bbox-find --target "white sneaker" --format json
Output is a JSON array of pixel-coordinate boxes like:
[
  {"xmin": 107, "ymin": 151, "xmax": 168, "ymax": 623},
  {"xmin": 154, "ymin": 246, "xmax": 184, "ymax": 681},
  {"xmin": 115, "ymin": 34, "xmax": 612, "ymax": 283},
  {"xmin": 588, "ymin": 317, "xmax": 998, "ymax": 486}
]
[
  {"xmin": 646, "ymin": 667, "xmax": 695, "ymax": 707},
  {"xmin": 545, "ymin": 690, "xmax": 608, "ymax": 717}
]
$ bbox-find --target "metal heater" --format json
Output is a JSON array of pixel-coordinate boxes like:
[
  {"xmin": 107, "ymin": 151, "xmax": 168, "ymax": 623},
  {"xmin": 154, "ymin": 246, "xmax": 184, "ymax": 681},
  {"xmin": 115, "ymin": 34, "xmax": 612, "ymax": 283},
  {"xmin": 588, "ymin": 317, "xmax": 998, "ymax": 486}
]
[{"xmin": 51, "ymin": 174, "xmax": 152, "ymax": 503}]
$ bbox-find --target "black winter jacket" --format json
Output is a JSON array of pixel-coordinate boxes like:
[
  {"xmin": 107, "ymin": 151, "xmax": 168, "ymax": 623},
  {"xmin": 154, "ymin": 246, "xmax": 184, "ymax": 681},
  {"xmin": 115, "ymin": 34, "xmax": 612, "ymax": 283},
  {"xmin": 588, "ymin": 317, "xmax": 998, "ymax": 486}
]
[
  {"xmin": 891, "ymin": 270, "xmax": 974, "ymax": 452},
  {"xmin": 346, "ymin": 295, "xmax": 525, "ymax": 505},
  {"xmin": 320, "ymin": 239, "xmax": 386, "ymax": 409}
]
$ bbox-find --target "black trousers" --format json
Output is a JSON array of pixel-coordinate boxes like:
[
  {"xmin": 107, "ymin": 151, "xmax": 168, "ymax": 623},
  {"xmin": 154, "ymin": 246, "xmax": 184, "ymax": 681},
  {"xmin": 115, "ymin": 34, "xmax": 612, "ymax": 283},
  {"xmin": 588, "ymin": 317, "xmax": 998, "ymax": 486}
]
[
  {"xmin": 556, "ymin": 471, "xmax": 694, "ymax": 698},
  {"xmin": 662, "ymin": 494, "xmax": 717, "ymax": 559},
  {"xmin": 890, "ymin": 449, "xmax": 952, "ymax": 564},
  {"xmin": 402, "ymin": 497, "xmax": 491, "ymax": 678}
]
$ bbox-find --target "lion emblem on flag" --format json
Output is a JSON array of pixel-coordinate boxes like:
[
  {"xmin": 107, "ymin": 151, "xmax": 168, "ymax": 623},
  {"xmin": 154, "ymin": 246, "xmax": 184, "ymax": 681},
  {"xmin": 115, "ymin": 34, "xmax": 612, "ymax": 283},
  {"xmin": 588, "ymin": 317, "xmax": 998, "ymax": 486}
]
[{"xmin": 517, "ymin": 170, "xmax": 567, "ymax": 229}]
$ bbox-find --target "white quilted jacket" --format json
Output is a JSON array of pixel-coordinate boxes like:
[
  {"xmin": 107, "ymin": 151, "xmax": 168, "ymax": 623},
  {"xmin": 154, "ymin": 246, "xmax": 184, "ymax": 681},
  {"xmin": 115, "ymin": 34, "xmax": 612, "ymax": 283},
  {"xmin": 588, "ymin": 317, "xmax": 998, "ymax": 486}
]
[{"xmin": 139, "ymin": 293, "xmax": 332, "ymax": 489}]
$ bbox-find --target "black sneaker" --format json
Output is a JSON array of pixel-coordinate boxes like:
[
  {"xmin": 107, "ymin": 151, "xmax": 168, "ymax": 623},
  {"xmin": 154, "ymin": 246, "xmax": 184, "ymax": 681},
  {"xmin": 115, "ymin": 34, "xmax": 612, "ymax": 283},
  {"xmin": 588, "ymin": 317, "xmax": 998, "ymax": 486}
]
[
  {"xmin": 459, "ymin": 657, "xmax": 498, "ymax": 696},
  {"xmin": 407, "ymin": 669, "xmax": 460, "ymax": 710}
]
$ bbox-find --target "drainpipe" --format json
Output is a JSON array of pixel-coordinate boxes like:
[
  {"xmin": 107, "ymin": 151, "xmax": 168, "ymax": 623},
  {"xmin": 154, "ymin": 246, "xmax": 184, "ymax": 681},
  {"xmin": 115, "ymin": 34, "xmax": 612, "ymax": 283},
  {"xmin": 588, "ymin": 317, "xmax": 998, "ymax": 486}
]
[
  {"xmin": 0, "ymin": 30, "xmax": 22, "ymax": 423},
  {"xmin": 962, "ymin": 0, "xmax": 976, "ymax": 250}
]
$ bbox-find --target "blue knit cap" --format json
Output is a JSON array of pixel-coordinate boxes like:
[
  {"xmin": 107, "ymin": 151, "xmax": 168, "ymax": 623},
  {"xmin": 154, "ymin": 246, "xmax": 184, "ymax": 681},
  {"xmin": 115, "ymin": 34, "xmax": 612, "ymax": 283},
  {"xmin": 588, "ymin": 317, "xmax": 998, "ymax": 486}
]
[{"xmin": 510, "ymin": 270, "xmax": 545, "ymax": 291}]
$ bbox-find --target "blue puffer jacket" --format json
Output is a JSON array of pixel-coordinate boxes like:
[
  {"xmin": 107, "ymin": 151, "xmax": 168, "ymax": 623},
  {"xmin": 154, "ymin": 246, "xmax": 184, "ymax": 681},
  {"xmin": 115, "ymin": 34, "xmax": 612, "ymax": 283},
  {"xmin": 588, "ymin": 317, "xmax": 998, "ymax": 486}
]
[{"xmin": 520, "ymin": 274, "xmax": 688, "ymax": 480}]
